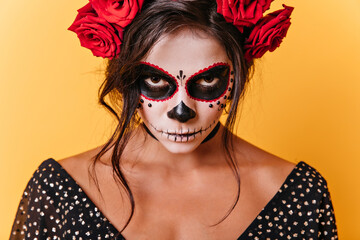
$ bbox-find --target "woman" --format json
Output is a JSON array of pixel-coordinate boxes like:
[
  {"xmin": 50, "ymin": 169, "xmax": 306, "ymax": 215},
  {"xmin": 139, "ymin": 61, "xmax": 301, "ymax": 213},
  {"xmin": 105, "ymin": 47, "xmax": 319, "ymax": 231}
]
[{"xmin": 10, "ymin": 0, "xmax": 338, "ymax": 239}]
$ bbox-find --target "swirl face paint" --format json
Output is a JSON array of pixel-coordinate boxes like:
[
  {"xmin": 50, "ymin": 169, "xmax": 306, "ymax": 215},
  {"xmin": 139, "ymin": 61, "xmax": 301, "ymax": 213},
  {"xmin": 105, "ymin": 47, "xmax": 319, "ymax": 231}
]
[{"xmin": 136, "ymin": 28, "xmax": 234, "ymax": 154}]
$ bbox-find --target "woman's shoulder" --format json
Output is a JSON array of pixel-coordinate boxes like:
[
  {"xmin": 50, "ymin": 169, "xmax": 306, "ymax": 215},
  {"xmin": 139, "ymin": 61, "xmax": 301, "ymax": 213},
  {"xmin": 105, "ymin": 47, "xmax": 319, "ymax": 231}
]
[
  {"xmin": 27, "ymin": 157, "xmax": 86, "ymax": 189},
  {"xmin": 230, "ymin": 139, "xmax": 338, "ymax": 238},
  {"xmin": 11, "ymin": 156, "xmax": 119, "ymax": 240},
  {"xmin": 284, "ymin": 160, "xmax": 331, "ymax": 199},
  {"xmin": 232, "ymin": 137, "xmax": 295, "ymax": 178},
  {"xmin": 57, "ymin": 145, "xmax": 112, "ymax": 182},
  {"xmin": 24, "ymin": 148, "xmax": 102, "ymax": 191},
  {"xmin": 57, "ymin": 146, "xmax": 103, "ymax": 169},
  {"xmin": 231, "ymin": 136, "xmax": 329, "ymax": 195},
  {"xmin": 30, "ymin": 158, "xmax": 66, "ymax": 184},
  {"xmin": 19, "ymin": 157, "xmax": 84, "ymax": 207}
]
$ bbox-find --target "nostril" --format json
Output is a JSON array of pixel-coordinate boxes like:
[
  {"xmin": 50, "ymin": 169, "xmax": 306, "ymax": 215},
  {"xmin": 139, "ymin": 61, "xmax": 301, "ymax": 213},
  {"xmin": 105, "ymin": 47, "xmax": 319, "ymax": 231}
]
[{"xmin": 167, "ymin": 101, "xmax": 196, "ymax": 123}]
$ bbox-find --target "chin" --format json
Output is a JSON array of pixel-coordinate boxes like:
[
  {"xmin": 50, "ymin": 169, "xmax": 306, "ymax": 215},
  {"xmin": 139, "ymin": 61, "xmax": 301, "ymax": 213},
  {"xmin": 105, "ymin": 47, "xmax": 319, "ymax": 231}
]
[
  {"xmin": 144, "ymin": 120, "xmax": 221, "ymax": 154},
  {"xmin": 157, "ymin": 139, "xmax": 203, "ymax": 154}
]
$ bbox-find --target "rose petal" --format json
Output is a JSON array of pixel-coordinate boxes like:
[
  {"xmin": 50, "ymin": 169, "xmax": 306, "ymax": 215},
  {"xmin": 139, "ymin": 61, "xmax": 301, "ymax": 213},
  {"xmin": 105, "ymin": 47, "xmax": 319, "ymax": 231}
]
[
  {"xmin": 90, "ymin": 0, "xmax": 144, "ymax": 28},
  {"xmin": 217, "ymin": 0, "xmax": 274, "ymax": 32},
  {"xmin": 68, "ymin": 3, "xmax": 123, "ymax": 58},
  {"xmin": 244, "ymin": 4, "xmax": 294, "ymax": 61}
]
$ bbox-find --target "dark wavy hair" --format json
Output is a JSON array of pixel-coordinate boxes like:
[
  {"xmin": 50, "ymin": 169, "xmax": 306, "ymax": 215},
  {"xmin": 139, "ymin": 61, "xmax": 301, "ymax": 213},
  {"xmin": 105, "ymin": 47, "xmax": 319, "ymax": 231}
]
[{"xmin": 92, "ymin": 0, "xmax": 254, "ymax": 233}]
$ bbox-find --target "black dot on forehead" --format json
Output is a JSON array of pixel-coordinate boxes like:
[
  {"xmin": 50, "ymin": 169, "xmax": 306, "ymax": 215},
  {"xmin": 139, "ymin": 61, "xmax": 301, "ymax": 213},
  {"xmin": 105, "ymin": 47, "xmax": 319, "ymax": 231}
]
[
  {"xmin": 209, "ymin": 104, "xmax": 213, "ymax": 108},
  {"xmin": 140, "ymin": 99, "xmax": 144, "ymax": 103},
  {"xmin": 148, "ymin": 103, "xmax": 152, "ymax": 107},
  {"xmin": 231, "ymin": 71, "xmax": 234, "ymax": 75}
]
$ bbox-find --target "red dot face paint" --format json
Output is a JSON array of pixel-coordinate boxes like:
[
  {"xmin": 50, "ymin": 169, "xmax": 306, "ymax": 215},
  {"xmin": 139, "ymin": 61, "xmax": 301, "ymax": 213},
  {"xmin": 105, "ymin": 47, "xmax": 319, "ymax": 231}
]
[
  {"xmin": 135, "ymin": 29, "xmax": 235, "ymax": 154},
  {"xmin": 138, "ymin": 62, "xmax": 230, "ymax": 102},
  {"xmin": 185, "ymin": 63, "xmax": 230, "ymax": 102},
  {"xmin": 138, "ymin": 62, "xmax": 179, "ymax": 101}
]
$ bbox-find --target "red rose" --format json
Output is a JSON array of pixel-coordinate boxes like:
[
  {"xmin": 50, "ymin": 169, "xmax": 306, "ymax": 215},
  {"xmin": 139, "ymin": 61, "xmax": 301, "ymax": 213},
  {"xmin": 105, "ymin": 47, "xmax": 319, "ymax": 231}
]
[
  {"xmin": 244, "ymin": 5, "xmax": 293, "ymax": 61},
  {"xmin": 216, "ymin": 0, "xmax": 273, "ymax": 32},
  {"xmin": 90, "ymin": 0, "xmax": 144, "ymax": 28},
  {"xmin": 68, "ymin": 3, "xmax": 123, "ymax": 59}
]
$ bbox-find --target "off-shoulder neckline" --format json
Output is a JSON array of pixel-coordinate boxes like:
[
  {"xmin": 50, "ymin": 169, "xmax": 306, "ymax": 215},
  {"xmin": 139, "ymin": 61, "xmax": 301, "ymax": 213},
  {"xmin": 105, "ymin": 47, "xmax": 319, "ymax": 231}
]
[{"xmin": 43, "ymin": 158, "xmax": 306, "ymax": 240}]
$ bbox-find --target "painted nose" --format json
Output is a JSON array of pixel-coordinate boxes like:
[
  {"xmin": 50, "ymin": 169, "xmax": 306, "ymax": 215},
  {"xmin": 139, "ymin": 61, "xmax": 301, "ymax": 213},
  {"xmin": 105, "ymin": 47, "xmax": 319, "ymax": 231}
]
[{"xmin": 167, "ymin": 101, "xmax": 196, "ymax": 123}]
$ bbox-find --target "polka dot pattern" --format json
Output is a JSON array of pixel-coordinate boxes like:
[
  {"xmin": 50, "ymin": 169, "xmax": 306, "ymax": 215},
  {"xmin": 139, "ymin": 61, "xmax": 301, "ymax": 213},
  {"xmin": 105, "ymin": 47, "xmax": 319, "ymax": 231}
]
[
  {"xmin": 10, "ymin": 159, "xmax": 338, "ymax": 239},
  {"xmin": 238, "ymin": 161, "xmax": 338, "ymax": 240},
  {"xmin": 10, "ymin": 159, "xmax": 123, "ymax": 240}
]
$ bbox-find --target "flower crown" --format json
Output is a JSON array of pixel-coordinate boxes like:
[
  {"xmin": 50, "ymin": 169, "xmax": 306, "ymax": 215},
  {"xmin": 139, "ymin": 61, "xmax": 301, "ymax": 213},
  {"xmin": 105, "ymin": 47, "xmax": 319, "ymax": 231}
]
[{"xmin": 69, "ymin": 0, "xmax": 294, "ymax": 61}]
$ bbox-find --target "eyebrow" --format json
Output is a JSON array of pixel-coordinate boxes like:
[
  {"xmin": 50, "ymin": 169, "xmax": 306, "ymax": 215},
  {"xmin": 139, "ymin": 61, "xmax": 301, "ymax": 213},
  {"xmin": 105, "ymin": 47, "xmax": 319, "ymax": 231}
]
[
  {"xmin": 186, "ymin": 62, "xmax": 230, "ymax": 81},
  {"xmin": 138, "ymin": 61, "xmax": 230, "ymax": 81},
  {"xmin": 138, "ymin": 62, "xmax": 176, "ymax": 80},
  {"xmin": 189, "ymin": 65, "xmax": 230, "ymax": 81}
]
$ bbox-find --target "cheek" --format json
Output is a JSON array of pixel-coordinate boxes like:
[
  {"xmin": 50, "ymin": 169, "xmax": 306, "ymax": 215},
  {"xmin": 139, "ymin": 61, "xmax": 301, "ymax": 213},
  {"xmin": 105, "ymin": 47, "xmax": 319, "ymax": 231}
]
[
  {"xmin": 194, "ymin": 75, "xmax": 234, "ymax": 123},
  {"xmin": 137, "ymin": 97, "xmax": 168, "ymax": 123},
  {"xmin": 138, "ymin": 98, "xmax": 164, "ymax": 122},
  {"xmin": 196, "ymin": 102, "xmax": 223, "ymax": 123}
]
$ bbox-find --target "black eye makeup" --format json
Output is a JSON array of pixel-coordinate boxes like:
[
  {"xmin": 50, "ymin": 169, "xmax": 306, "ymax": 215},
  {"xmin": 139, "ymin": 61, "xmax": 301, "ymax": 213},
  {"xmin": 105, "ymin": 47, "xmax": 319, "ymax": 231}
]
[
  {"xmin": 186, "ymin": 63, "xmax": 230, "ymax": 101},
  {"xmin": 138, "ymin": 62, "xmax": 178, "ymax": 101},
  {"xmin": 137, "ymin": 62, "xmax": 231, "ymax": 102}
]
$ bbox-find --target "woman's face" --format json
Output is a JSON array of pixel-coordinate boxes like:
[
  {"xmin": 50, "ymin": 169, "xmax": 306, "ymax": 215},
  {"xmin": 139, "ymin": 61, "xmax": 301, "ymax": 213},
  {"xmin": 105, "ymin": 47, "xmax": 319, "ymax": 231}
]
[{"xmin": 137, "ymin": 28, "xmax": 234, "ymax": 154}]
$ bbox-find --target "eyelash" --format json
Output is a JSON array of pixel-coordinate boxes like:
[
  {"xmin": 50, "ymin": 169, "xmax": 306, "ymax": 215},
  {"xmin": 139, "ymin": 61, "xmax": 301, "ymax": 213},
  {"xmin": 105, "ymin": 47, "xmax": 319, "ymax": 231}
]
[
  {"xmin": 142, "ymin": 74, "xmax": 221, "ymax": 92},
  {"xmin": 196, "ymin": 77, "xmax": 219, "ymax": 86},
  {"xmin": 142, "ymin": 76, "xmax": 171, "ymax": 91},
  {"xmin": 195, "ymin": 82, "xmax": 218, "ymax": 92},
  {"xmin": 193, "ymin": 74, "xmax": 220, "ymax": 84},
  {"xmin": 144, "ymin": 77, "xmax": 167, "ymax": 85}
]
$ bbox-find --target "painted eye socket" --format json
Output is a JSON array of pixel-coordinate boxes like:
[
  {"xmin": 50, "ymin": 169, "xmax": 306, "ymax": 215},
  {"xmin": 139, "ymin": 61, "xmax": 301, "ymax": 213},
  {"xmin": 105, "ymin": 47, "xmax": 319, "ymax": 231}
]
[
  {"xmin": 138, "ymin": 64, "xmax": 177, "ymax": 100},
  {"xmin": 186, "ymin": 64, "xmax": 230, "ymax": 101}
]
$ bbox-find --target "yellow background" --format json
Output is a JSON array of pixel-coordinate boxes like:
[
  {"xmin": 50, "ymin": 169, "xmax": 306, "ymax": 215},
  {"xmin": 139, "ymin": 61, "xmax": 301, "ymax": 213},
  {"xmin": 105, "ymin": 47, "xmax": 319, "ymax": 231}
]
[{"xmin": 1, "ymin": 0, "xmax": 359, "ymax": 239}]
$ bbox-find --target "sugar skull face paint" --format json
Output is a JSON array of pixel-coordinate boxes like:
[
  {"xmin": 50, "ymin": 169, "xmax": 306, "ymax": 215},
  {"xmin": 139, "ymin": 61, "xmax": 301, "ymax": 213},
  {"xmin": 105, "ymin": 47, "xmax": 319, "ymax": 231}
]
[
  {"xmin": 186, "ymin": 63, "xmax": 230, "ymax": 101},
  {"xmin": 138, "ymin": 63, "xmax": 178, "ymax": 101},
  {"xmin": 137, "ymin": 28, "xmax": 234, "ymax": 154},
  {"xmin": 138, "ymin": 62, "xmax": 230, "ymax": 102}
]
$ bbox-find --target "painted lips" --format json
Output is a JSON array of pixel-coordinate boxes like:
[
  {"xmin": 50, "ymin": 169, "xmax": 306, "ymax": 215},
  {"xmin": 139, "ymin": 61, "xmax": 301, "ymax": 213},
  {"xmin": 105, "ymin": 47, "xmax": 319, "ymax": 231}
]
[{"xmin": 165, "ymin": 129, "xmax": 201, "ymax": 142}]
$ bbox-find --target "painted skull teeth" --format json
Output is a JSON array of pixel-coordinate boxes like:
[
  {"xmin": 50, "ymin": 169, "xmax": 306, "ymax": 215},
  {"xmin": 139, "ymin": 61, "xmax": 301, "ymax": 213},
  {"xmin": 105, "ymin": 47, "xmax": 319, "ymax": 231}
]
[
  {"xmin": 167, "ymin": 129, "xmax": 199, "ymax": 137},
  {"xmin": 149, "ymin": 122, "xmax": 215, "ymax": 143}
]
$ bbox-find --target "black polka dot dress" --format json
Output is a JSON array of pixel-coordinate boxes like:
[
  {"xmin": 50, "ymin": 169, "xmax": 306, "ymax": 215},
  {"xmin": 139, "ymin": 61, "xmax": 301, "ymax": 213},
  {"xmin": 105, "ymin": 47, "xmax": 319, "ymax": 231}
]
[{"xmin": 10, "ymin": 159, "xmax": 338, "ymax": 239}]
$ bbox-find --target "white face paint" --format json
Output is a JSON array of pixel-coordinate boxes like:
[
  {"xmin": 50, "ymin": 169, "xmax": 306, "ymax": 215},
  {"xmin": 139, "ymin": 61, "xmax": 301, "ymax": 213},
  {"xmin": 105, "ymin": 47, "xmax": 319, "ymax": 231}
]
[{"xmin": 137, "ymin": 28, "xmax": 234, "ymax": 154}]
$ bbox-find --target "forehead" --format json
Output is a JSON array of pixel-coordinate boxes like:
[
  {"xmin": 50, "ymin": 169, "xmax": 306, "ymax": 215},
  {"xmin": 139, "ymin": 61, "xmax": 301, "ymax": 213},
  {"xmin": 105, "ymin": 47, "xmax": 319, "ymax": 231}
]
[{"xmin": 142, "ymin": 28, "xmax": 231, "ymax": 73}]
